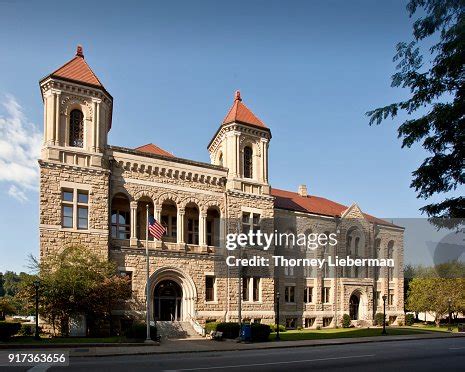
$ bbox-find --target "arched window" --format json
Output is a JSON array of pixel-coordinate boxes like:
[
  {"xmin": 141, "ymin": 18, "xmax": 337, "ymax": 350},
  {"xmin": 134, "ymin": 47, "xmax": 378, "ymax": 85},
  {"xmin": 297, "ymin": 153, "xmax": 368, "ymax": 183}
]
[
  {"xmin": 218, "ymin": 153, "xmax": 223, "ymax": 167},
  {"xmin": 69, "ymin": 109, "xmax": 84, "ymax": 147},
  {"xmin": 243, "ymin": 146, "xmax": 253, "ymax": 178}
]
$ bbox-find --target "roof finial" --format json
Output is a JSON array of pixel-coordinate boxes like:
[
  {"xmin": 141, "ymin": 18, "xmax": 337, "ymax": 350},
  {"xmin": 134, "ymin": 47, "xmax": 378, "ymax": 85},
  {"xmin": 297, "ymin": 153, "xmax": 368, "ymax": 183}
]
[
  {"xmin": 76, "ymin": 44, "xmax": 84, "ymax": 58},
  {"xmin": 235, "ymin": 90, "xmax": 242, "ymax": 101}
]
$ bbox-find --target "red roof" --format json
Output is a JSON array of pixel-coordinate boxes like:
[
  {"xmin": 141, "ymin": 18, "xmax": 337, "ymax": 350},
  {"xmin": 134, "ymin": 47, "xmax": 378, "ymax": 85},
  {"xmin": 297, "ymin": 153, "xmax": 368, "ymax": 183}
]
[
  {"xmin": 49, "ymin": 45, "xmax": 104, "ymax": 88},
  {"xmin": 135, "ymin": 143, "xmax": 174, "ymax": 158},
  {"xmin": 271, "ymin": 188, "xmax": 394, "ymax": 226},
  {"xmin": 223, "ymin": 91, "xmax": 267, "ymax": 128}
]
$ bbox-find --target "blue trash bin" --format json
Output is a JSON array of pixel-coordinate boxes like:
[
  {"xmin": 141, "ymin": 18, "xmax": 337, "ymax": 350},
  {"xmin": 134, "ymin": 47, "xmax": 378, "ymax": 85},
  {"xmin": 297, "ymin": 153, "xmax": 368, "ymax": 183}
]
[{"xmin": 240, "ymin": 323, "xmax": 252, "ymax": 342}]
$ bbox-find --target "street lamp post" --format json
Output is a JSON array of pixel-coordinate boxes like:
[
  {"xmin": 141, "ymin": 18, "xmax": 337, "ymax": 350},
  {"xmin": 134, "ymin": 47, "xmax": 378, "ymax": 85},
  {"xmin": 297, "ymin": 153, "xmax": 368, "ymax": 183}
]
[
  {"xmin": 448, "ymin": 298, "xmax": 452, "ymax": 331},
  {"xmin": 33, "ymin": 280, "xmax": 40, "ymax": 340},
  {"xmin": 382, "ymin": 294, "xmax": 387, "ymax": 335},
  {"xmin": 276, "ymin": 291, "xmax": 280, "ymax": 341}
]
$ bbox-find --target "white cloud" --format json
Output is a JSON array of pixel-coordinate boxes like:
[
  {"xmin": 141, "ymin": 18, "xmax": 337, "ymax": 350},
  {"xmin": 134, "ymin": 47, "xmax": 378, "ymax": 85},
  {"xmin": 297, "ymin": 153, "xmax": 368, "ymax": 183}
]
[
  {"xmin": 8, "ymin": 185, "xmax": 29, "ymax": 203},
  {"xmin": 0, "ymin": 95, "xmax": 42, "ymax": 201}
]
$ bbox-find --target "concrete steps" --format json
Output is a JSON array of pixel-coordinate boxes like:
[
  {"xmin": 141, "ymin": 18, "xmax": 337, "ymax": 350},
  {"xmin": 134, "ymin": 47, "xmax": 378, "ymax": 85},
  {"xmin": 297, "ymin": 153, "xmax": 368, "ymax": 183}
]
[{"xmin": 156, "ymin": 321, "xmax": 201, "ymax": 339}]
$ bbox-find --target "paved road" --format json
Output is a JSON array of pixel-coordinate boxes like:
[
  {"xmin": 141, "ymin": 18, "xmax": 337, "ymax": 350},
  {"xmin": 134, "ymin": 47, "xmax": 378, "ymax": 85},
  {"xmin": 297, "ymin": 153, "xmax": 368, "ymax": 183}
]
[{"xmin": 6, "ymin": 337, "xmax": 465, "ymax": 372}]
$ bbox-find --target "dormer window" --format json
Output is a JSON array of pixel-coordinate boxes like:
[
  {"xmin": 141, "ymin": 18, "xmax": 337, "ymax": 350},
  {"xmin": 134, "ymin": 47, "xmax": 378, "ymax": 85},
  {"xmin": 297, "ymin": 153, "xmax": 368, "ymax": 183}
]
[
  {"xmin": 243, "ymin": 146, "xmax": 253, "ymax": 178},
  {"xmin": 69, "ymin": 109, "xmax": 84, "ymax": 147}
]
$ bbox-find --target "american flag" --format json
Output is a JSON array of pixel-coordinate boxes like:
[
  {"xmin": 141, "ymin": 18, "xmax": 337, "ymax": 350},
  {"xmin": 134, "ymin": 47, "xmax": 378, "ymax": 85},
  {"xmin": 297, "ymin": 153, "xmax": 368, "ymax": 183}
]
[{"xmin": 148, "ymin": 216, "xmax": 166, "ymax": 240}]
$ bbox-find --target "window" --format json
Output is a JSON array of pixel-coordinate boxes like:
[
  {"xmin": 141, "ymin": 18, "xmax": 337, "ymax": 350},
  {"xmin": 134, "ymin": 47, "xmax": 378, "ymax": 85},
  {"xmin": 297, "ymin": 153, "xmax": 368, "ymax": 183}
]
[
  {"xmin": 77, "ymin": 191, "xmax": 89, "ymax": 229},
  {"xmin": 187, "ymin": 218, "xmax": 199, "ymax": 244},
  {"xmin": 304, "ymin": 318, "xmax": 315, "ymax": 328},
  {"xmin": 354, "ymin": 237, "xmax": 360, "ymax": 256},
  {"xmin": 322, "ymin": 287, "xmax": 330, "ymax": 303},
  {"xmin": 206, "ymin": 219, "xmax": 214, "ymax": 246},
  {"xmin": 323, "ymin": 317, "xmax": 333, "ymax": 327},
  {"xmin": 284, "ymin": 266, "xmax": 294, "ymax": 277},
  {"xmin": 285, "ymin": 286, "xmax": 295, "ymax": 303},
  {"xmin": 69, "ymin": 109, "xmax": 84, "ymax": 147},
  {"xmin": 243, "ymin": 146, "xmax": 253, "ymax": 178},
  {"xmin": 242, "ymin": 277, "xmax": 249, "ymax": 301},
  {"xmin": 242, "ymin": 212, "xmax": 260, "ymax": 244},
  {"xmin": 206, "ymin": 276, "xmax": 215, "ymax": 302},
  {"xmin": 62, "ymin": 189, "xmax": 88, "ymax": 230},
  {"xmin": 304, "ymin": 287, "xmax": 313, "ymax": 303},
  {"xmin": 285, "ymin": 318, "xmax": 297, "ymax": 329},
  {"xmin": 111, "ymin": 210, "xmax": 130, "ymax": 239},
  {"xmin": 388, "ymin": 289, "xmax": 394, "ymax": 306},
  {"xmin": 242, "ymin": 277, "xmax": 260, "ymax": 302},
  {"xmin": 253, "ymin": 277, "xmax": 260, "ymax": 302},
  {"xmin": 218, "ymin": 153, "xmax": 223, "ymax": 167},
  {"xmin": 161, "ymin": 214, "xmax": 177, "ymax": 241}
]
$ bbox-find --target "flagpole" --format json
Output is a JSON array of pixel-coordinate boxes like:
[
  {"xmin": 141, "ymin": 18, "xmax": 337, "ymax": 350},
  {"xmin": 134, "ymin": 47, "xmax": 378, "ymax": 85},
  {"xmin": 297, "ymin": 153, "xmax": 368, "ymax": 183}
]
[{"xmin": 145, "ymin": 203, "xmax": 153, "ymax": 343}]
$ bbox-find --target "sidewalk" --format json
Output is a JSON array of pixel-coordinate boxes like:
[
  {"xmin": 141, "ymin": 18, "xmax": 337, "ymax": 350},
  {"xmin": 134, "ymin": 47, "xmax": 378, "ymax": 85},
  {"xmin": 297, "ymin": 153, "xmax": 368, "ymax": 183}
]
[{"xmin": 1, "ymin": 331, "xmax": 464, "ymax": 357}]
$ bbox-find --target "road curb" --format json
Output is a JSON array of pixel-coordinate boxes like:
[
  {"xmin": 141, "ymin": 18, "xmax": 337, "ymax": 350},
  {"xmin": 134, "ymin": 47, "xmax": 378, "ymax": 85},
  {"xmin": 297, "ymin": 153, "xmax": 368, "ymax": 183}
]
[{"xmin": 70, "ymin": 333, "xmax": 465, "ymax": 358}]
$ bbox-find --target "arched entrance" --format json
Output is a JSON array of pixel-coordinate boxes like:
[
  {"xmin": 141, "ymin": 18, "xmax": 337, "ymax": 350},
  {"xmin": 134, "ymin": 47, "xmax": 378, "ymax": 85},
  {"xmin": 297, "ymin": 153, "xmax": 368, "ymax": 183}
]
[
  {"xmin": 154, "ymin": 280, "xmax": 182, "ymax": 321},
  {"xmin": 149, "ymin": 267, "xmax": 197, "ymax": 322},
  {"xmin": 349, "ymin": 294, "xmax": 360, "ymax": 320}
]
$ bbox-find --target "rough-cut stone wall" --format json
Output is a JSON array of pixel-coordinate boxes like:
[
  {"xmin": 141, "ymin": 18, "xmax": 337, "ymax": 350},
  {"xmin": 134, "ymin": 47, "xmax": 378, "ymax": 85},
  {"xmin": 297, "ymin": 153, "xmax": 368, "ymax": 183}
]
[{"xmin": 39, "ymin": 161, "xmax": 110, "ymax": 260}]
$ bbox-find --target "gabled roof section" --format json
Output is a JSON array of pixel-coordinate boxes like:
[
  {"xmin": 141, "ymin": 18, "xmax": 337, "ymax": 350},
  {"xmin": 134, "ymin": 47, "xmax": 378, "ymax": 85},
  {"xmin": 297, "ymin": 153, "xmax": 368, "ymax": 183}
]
[
  {"xmin": 223, "ymin": 91, "xmax": 267, "ymax": 129},
  {"xmin": 271, "ymin": 188, "xmax": 398, "ymax": 227},
  {"xmin": 45, "ymin": 45, "xmax": 105, "ymax": 89},
  {"xmin": 135, "ymin": 143, "xmax": 174, "ymax": 158}
]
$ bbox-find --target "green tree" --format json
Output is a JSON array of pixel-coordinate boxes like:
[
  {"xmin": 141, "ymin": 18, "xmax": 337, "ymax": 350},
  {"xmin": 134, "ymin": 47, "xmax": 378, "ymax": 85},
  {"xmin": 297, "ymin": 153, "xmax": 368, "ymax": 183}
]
[
  {"xmin": 19, "ymin": 246, "xmax": 131, "ymax": 336},
  {"xmin": 0, "ymin": 272, "xmax": 5, "ymax": 297},
  {"xmin": 367, "ymin": 0, "xmax": 465, "ymax": 227},
  {"xmin": 2, "ymin": 271, "xmax": 21, "ymax": 296},
  {"xmin": 0, "ymin": 297, "xmax": 15, "ymax": 320}
]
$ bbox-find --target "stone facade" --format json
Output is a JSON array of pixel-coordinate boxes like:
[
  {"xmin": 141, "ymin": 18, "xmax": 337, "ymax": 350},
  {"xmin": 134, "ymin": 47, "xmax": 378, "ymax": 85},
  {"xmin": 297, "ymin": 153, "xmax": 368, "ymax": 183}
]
[{"xmin": 38, "ymin": 48, "xmax": 405, "ymax": 332}]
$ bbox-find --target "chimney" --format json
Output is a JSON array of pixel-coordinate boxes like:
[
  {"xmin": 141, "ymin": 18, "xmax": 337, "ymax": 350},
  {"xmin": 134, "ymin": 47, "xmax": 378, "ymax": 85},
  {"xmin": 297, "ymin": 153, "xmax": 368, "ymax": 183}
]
[{"xmin": 298, "ymin": 184, "xmax": 308, "ymax": 197}]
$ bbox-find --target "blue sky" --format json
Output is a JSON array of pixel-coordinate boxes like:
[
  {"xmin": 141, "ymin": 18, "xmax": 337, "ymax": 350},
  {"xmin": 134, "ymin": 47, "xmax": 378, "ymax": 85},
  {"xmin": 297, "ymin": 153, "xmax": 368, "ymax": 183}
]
[{"xmin": 0, "ymin": 0, "xmax": 444, "ymax": 272}]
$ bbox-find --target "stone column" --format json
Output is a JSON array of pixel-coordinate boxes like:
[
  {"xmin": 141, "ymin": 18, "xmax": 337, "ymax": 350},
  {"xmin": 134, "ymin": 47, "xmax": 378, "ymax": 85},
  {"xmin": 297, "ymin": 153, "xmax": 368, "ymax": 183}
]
[
  {"xmin": 261, "ymin": 138, "xmax": 268, "ymax": 183},
  {"xmin": 52, "ymin": 89, "xmax": 61, "ymax": 145},
  {"xmin": 177, "ymin": 207, "xmax": 185, "ymax": 245},
  {"xmin": 155, "ymin": 204, "xmax": 161, "ymax": 222},
  {"xmin": 130, "ymin": 201, "xmax": 138, "ymax": 247},
  {"xmin": 199, "ymin": 212, "xmax": 207, "ymax": 247},
  {"xmin": 235, "ymin": 132, "xmax": 240, "ymax": 176},
  {"xmin": 95, "ymin": 99, "xmax": 101, "ymax": 152}
]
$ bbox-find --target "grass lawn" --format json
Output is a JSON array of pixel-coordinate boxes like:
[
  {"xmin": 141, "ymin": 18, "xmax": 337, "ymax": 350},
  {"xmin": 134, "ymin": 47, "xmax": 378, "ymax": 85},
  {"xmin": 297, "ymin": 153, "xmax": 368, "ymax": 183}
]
[
  {"xmin": 410, "ymin": 323, "xmax": 459, "ymax": 333},
  {"xmin": 2, "ymin": 336, "xmax": 134, "ymax": 344},
  {"xmin": 268, "ymin": 326, "xmax": 446, "ymax": 341}
]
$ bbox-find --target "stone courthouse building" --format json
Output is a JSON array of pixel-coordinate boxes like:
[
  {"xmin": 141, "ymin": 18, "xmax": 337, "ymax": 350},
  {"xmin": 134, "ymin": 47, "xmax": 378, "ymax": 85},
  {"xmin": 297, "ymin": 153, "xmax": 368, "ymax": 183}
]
[{"xmin": 38, "ymin": 46, "xmax": 405, "ymax": 333}]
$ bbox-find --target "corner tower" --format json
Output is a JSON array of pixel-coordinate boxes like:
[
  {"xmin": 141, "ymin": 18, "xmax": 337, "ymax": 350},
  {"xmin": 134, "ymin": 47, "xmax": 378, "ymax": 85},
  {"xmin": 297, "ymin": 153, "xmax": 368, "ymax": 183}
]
[
  {"xmin": 208, "ymin": 91, "xmax": 271, "ymax": 195},
  {"xmin": 38, "ymin": 46, "xmax": 112, "ymax": 261},
  {"xmin": 39, "ymin": 45, "xmax": 113, "ymax": 168}
]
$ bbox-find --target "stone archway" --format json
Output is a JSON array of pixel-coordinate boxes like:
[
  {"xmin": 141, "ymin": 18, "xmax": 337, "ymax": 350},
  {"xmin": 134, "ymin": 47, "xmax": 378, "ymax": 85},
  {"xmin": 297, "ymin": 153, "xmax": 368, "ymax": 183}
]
[
  {"xmin": 149, "ymin": 267, "xmax": 197, "ymax": 322},
  {"xmin": 349, "ymin": 293, "xmax": 360, "ymax": 320},
  {"xmin": 154, "ymin": 280, "xmax": 182, "ymax": 321},
  {"xmin": 348, "ymin": 289, "xmax": 368, "ymax": 321}
]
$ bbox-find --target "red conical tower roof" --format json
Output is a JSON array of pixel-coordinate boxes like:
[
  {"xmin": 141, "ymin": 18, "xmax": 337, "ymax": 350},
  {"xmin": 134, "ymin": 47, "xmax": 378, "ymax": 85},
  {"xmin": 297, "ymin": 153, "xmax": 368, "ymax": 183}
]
[
  {"xmin": 46, "ymin": 45, "xmax": 105, "ymax": 88},
  {"xmin": 222, "ymin": 91, "xmax": 267, "ymax": 128}
]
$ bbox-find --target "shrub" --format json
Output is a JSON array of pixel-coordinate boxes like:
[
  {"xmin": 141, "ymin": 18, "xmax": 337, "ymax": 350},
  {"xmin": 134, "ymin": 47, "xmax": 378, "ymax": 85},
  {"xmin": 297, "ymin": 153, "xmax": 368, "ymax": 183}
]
[
  {"xmin": 316, "ymin": 325, "xmax": 321, "ymax": 330},
  {"xmin": 216, "ymin": 322, "xmax": 240, "ymax": 339},
  {"xmin": 405, "ymin": 314, "xmax": 415, "ymax": 326},
  {"xmin": 18, "ymin": 324, "xmax": 35, "ymax": 336},
  {"xmin": 342, "ymin": 314, "xmax": 351, "ymax": 328},
  {"xmin": 251, "ymin": 323, "xmax": 271, "ymax": 342},
  {"xmin": 269, "ymin": 324, "xmax": 286, "ymax": 333},
  {"xmin": 374, "ymin": 313, "xmax": 385, "ymax": 326},
  {"xmin": 0, "ymin": 321, "xmax": 21, "ymax": 341},
  {"xmin": 204, "ymin": 322, "xmax": 218, "ymax": 334},
  {"xmin": 124, "ymin": 323, "xmax": 157, "ymax": 341}
]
